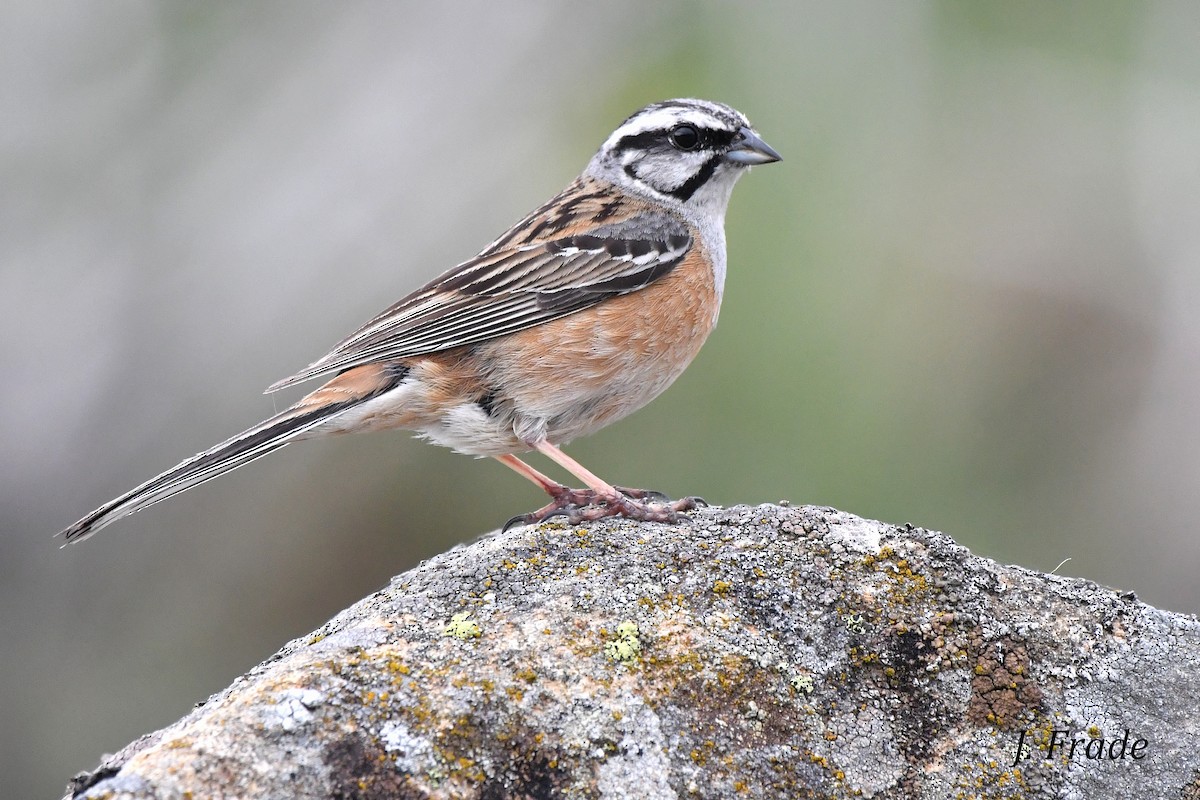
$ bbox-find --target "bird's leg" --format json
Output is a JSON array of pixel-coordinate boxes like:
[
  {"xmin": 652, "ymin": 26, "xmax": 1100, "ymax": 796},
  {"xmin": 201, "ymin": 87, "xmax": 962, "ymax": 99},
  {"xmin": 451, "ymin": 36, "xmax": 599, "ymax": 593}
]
[
  {"xmin": 532, "ymin": 442, "xmax": 705, "ymax": 508},
  {"xmin": 494, "ymin": 454, "xmax": 671, "ymax": 507},
  {"xmin": 494, "ymin": 453, "xmax": 611, "ymax": 530},
  {"xmin": 497, "ymin": 444, "xmax": 706, "ymax": 531},
  {"xmin": 493, "ymin": 454, "xmax": 594, "ymax": 506}
]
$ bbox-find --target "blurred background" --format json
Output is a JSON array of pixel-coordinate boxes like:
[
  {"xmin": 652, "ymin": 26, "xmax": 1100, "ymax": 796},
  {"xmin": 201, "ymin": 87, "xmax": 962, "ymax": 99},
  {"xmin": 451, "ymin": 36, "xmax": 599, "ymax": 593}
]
[{"xmin": 4, "ymin": 1, "xmax": 1198, "ymax": 795}]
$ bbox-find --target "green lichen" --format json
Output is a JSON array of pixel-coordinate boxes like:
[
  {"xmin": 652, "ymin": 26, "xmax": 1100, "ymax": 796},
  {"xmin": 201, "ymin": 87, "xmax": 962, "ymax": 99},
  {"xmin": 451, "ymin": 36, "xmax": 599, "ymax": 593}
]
[
  {"xmin": 444, "ymin": 612, "xmax": 481, "ymax": 640},
  {"xmin": 604, "ymin": 621, "xmax": 642, "ymax": 664}
]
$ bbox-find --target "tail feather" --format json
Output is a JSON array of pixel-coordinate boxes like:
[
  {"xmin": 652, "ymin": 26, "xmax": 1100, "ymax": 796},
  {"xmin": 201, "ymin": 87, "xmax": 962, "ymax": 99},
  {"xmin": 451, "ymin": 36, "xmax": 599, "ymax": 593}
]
[
  {"xmin": 60, "ymin": 406, "xmax": 329, "ymax": 543},
  {"xmin": 59, "ymin": 363, "xmax": 410, "ymax": 544}
]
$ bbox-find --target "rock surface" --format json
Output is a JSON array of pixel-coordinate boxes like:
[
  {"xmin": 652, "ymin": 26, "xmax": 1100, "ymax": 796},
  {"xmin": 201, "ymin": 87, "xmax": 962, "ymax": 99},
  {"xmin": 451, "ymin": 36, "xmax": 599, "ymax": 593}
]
[{"xmin": 66, "ymin": 504, "xmax": 1200, "ymax": 799}]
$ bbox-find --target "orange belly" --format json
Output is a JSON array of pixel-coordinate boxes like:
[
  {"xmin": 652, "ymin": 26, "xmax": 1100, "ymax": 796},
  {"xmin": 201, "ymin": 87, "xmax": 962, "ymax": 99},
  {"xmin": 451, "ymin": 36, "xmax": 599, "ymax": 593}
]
[{"xmin": 475, "ymin": 239, "xmax": 721, "ymax": 445}]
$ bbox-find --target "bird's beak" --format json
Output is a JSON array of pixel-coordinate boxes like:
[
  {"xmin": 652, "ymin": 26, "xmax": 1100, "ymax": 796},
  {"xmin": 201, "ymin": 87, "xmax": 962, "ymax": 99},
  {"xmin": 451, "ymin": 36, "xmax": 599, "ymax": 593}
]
[{"xmin": 724, "ymin": 126, "xmax": 782, "ymax": 165}]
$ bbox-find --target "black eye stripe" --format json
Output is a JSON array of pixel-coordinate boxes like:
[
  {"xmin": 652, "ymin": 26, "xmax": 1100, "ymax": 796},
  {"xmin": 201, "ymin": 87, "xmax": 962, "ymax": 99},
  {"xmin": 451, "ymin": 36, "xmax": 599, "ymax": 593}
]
[
  {"xmin": 612, "ymin": 129, "xmax": 662, "ymax": 154},
  {"xmin": 613, "ymin": 126, "xmax": 735, "ymax": 156},
  {"xmin": 695, "ymin": 127, "xmax": 735, "ymax": 150}
]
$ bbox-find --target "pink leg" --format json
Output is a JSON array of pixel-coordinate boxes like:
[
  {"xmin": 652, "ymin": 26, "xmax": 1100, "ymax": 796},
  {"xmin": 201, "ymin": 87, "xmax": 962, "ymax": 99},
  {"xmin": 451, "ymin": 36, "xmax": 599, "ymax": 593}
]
[
  {"xmin": 493, "ymin": 453, "xmax": 612, "ymax": 511},
  {"xmin": 532, "ymin": 441, "xmax": 618, "ymax": 495},
  {"xmin": 529, "ymin": 442, "xmax": 678, "ymax": 504},
  {"xmin": 497, "ymin": 442, "xmax": 707, "ymax": 530},
  {"xmin": 493, "ymin": 453, "xmax": 565, "ymax": 496}
]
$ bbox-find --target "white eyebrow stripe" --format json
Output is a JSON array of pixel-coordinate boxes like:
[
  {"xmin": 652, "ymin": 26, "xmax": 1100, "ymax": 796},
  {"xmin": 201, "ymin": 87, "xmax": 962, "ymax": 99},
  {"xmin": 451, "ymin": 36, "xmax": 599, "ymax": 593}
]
[{"xmin": 601, "ymin": 100, "xmax": 749, "ymax": 151}]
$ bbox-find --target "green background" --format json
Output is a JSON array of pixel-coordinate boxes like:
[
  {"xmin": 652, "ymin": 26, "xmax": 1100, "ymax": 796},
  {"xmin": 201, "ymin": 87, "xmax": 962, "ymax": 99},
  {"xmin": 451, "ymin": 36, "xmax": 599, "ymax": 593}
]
[{"xmin": 3, "ymin": 2, "xmax": 1198, "ymax": 796}]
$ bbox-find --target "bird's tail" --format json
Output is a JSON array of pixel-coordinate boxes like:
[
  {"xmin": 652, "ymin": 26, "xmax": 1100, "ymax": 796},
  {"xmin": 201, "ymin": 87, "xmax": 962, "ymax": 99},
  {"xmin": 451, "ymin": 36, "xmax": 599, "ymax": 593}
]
[{"xmin": 59, "ymin": 363, "xmax": 409, "ymax": 544}]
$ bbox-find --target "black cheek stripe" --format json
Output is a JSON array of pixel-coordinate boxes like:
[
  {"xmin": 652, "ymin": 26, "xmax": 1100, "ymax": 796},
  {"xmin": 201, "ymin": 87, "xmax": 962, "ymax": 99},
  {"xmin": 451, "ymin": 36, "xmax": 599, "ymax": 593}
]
[{"xmin": 668, "ymin": 156, "xmax": 721, "ymax": 203}]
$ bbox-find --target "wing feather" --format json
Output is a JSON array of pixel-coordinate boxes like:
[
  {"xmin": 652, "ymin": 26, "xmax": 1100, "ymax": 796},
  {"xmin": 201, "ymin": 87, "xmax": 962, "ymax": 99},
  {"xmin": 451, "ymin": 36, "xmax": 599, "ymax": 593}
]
[{"xmin": 266, "ymin": 187, "xmax": 692, "ymax": 393}]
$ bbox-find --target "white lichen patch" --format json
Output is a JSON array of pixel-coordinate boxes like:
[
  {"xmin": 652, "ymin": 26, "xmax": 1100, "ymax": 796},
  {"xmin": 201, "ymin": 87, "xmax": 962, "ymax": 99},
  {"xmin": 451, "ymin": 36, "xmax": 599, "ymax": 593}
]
[
  {"xmin": 825, "ymin": 513, "xmax": 885, "ymax": 554},
  {"xmin": 265, "ymin": 688, "xmax": 325, "ymax": 732},
  {"xmin": 380, "ymin": 720, "xmax": 436, "ymax": 774},
  {"xmin": 596, "ymin": 703, "xmax": 675, "ymax": 799}
]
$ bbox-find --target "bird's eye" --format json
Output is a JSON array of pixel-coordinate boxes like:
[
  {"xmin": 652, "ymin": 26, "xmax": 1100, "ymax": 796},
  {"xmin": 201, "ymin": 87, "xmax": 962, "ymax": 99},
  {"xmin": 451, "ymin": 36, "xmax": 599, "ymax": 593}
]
[{"xmin": 669, "ymin": 125, "xmax": 700, "ymax": 151}]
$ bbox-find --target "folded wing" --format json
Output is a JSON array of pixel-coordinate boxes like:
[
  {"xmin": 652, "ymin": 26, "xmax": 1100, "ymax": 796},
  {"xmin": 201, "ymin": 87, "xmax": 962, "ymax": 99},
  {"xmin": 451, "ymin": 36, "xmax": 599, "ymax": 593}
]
[{"xmin": 266, "ymin": 211, "xmax": 691, "ymax": 393}]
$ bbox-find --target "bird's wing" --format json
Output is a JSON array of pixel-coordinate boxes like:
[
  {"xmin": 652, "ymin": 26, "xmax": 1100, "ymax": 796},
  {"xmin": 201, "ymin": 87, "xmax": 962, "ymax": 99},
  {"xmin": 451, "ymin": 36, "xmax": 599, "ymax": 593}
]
[{"xmin": 266, "ymin": 186, "xmax": 691, "ymax": 393}]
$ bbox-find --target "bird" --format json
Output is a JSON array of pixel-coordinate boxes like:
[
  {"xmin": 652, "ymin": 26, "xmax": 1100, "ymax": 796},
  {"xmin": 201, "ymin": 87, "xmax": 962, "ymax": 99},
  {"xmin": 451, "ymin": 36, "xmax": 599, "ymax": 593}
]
[{"xmin": 59, "ymin": 98, "xmax": 781, "ymax": 544}]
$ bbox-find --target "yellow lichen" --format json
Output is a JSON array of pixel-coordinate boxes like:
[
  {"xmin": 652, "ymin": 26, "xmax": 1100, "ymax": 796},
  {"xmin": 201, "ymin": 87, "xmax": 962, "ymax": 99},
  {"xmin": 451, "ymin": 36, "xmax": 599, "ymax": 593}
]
[
  {"xmin": 443, "ymin": 612, "xmax": 481, "ymax": 640},
  {"xmin": 605, "ymin": 621, "xmax": 642, "ymax": 665}
]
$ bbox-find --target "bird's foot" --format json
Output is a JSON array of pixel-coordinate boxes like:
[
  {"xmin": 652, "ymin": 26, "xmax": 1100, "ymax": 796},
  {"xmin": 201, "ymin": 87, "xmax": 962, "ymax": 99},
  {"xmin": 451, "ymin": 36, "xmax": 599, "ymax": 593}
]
[{"xmin": 503, "ymin": 488, "xmax": 707, "ymax": 531}]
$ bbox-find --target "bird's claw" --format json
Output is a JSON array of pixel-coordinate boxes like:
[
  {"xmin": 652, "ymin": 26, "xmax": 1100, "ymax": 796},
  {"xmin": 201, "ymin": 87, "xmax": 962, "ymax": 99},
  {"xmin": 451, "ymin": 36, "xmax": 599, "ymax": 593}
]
[
  {"xmin": 502, "ymin": 514, "xmax": 531, "ymax": 533},
  {"xmin": 612, "ymin": 485, "xmax": 671, "ymax": 503},
  {"xmin": 505, "ymin": 487, "xmax": 701, "ymax": 530}
]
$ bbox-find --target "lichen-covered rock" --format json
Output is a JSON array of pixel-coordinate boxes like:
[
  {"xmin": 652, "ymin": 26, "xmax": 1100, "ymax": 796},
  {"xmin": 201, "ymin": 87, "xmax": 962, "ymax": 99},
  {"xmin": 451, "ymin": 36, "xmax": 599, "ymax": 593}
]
[{"xmin": 65, "ymin": 504, "xmax": 1200, "ymax": 799}]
